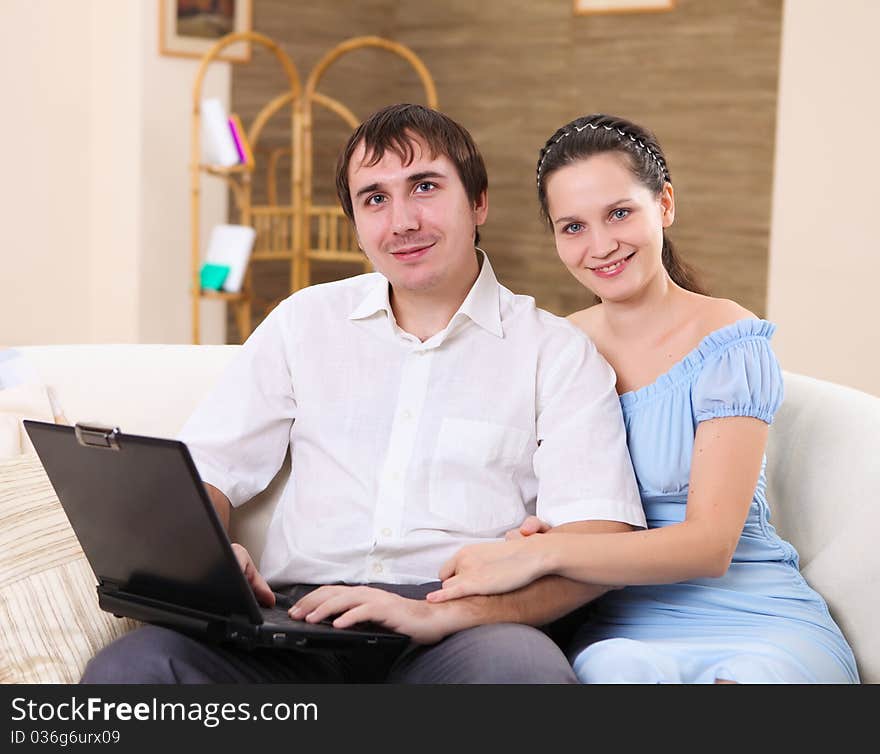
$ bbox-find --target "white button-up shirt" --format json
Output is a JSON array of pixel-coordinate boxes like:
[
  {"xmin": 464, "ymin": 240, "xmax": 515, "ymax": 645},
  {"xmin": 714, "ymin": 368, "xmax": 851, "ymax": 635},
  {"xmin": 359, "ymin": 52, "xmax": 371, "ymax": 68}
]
[{"xmin": 179, "ymin": 253, "xmax": 644, "ymax": 586}]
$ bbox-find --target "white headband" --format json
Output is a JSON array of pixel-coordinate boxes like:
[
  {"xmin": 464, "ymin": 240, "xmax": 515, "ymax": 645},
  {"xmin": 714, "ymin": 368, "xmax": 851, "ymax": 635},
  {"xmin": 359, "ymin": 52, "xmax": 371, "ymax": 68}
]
[{"xmin": 537, "ymin": 122, "xmax": 669, "ymax": 185}]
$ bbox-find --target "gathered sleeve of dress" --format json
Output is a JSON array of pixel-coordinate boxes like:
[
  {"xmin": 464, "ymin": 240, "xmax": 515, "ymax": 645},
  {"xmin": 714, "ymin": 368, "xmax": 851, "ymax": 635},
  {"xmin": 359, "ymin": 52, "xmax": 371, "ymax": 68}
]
[{"xmin": 691, "ymin": 320, "xmax": 784, "ymax": 426}]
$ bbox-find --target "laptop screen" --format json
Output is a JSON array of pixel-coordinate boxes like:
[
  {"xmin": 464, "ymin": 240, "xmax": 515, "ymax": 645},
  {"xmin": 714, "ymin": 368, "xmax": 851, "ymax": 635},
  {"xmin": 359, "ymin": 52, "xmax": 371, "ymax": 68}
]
[{"xmin": 24, "ymin": 421, "xmax": 263, "ymax": 623}]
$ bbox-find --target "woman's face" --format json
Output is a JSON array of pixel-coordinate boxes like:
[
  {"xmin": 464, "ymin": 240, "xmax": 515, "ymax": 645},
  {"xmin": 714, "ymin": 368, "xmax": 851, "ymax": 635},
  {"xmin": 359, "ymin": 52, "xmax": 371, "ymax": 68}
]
[{"xmin": 544, "ymin": 152, "xmax": 674, "ymax": 303}]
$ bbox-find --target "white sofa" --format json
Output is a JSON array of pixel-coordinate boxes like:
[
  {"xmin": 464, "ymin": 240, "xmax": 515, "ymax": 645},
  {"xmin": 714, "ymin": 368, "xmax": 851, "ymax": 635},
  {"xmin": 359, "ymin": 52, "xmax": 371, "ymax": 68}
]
[{"xmin": 2, "ymin": 344, "xmax": 878, "ymax": 683}]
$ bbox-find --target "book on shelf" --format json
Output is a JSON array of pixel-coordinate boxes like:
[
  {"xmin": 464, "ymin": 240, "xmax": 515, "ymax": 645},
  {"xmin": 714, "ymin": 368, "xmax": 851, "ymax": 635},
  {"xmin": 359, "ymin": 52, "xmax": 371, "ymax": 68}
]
[
  {"xmin": 199, "ymin": 263, "xmax": 230, "ymax": 292},
  {"xmin": 201, "ymin": 98, "xmax": 240, "ymax": 167},
  {"xmin": 203, "ymin": 224, "xmax": 256, "ymax": 294},
  {"xmin": 228, "ymin": 114, "xmax": 254, "ymax": 168}
]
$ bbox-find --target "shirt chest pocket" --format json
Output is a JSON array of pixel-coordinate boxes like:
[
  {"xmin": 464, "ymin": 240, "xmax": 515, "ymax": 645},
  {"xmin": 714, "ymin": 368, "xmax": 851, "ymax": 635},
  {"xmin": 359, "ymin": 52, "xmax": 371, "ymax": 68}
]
[{"xmin": 428, "ymin": 417, "xmax": 530, "ymax": 534}]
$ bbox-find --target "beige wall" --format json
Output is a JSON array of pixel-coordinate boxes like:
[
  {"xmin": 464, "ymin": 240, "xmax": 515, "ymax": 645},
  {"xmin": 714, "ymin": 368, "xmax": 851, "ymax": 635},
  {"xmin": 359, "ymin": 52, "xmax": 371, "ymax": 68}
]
[
  {"xmin": 0, "ymin": 0, "xmax": 228, "ymax": 346},
  {"xmin": 1, "ymin": 1, "xmax": 93, "ymax": 344},
  {"xmin": 767, "ymin": 0, "xmax": 880, "ymax": 396},
  {"xmin": 87, "ymin": 0, "xmax": 142, "ymax": 343}
]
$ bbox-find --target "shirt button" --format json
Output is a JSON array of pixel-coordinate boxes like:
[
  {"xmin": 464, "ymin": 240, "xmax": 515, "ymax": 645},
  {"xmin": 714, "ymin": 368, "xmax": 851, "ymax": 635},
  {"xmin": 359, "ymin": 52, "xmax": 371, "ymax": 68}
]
[
  {"xmin": 401, "ymin": 409, "xmax": 412, "ymax": 421},
  {"xmin": 372, "ymin": 562, "xmax": 384, "ymax": 574},
  {"xmin": 390, "ymin": 471, "xmax": 401, "ymax": 481},
  {"xmin": 381, "ymin": 528, "xmax": 392, "ymax": 538}
]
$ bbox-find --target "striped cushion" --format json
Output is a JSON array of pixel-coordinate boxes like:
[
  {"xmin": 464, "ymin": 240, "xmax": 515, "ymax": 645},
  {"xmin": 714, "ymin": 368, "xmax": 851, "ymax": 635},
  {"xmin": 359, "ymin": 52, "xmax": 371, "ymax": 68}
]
[{"xmin": 0, "ymin": 454, "xmax": 138, "ymax": 683}]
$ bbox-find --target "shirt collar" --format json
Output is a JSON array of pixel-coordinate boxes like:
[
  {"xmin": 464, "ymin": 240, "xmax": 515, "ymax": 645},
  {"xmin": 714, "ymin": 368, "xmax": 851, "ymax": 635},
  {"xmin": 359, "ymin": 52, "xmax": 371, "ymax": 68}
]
[
  {"xmin": 347, "ymin": 273, "xmax": 394, "ymax": 322},
  {"xmin": 347, "ymin": 250, "xmax": 504, "ymax": 338},
  {"xmin": 453, "ymin": 249, "xmax": 503, "ymax": 338}
]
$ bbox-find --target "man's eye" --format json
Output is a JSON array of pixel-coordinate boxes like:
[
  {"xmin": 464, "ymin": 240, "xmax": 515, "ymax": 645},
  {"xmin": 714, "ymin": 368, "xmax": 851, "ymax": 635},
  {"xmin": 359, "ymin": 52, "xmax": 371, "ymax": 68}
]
[
  {"xmin": 611, "ymin": 208, "xmax": 630, "ymax": 220},
  {"xmin": 563, "ymin": 223, "xmax": 583, "ymax": 234},
  {"xmin": 367, "ymin": 194, "xmax": 386, "ymax": 206},
  {"xmin": 415, "ymin": 182, "xmax": 436, "ymax": 193}
]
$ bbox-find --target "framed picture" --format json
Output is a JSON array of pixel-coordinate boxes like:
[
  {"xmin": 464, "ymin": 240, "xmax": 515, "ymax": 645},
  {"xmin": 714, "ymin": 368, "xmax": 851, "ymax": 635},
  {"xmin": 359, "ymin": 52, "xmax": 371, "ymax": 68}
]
[
  {"xmin": 159, "ymin": 0, "xmax": 253, "ymax": 63},
  {"xmin": 574, "ymin": 0, "xmax": 675, "ymax": 14}
]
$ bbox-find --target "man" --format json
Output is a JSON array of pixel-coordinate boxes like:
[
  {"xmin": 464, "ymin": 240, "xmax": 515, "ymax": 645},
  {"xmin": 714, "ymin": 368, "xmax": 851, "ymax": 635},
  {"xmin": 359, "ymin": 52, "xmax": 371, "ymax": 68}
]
[{"xmin": 81, "ymin": 104, "xmax": 644, "ymax": 684}]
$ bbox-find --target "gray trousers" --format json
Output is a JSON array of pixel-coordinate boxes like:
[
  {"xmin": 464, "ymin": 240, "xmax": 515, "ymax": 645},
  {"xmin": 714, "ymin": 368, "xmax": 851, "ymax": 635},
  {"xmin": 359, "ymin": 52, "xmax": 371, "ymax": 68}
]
[{"xmin": 80, "ymin": 584, "xmax": 579, "ymax": 684}]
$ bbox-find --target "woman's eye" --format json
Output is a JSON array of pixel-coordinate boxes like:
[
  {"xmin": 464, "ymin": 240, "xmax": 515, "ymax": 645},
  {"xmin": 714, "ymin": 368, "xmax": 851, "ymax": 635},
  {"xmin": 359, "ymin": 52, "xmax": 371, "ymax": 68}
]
[
  {"xmin": 563, "ymin": 223, "xmax": 583, "ymax": 234},
  {"xmin": 610, "ymin": 208, "xmax": 630, "ymax": 221}
]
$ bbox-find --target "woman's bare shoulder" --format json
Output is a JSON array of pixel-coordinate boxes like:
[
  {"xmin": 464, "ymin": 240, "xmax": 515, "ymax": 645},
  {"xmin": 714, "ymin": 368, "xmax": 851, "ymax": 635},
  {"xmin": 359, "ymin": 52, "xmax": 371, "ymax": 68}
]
[
  {"xmin": 693, "ymin": 295, "xmax": 757, "ymax": 334},
  {"xmin": 566, "ymin": 304, "xmax": 605, "ymax": 340}
]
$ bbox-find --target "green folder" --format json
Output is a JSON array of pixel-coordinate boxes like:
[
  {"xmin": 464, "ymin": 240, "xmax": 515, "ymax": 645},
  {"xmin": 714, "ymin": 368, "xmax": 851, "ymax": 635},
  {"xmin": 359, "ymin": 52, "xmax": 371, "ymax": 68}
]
[{"xmin": 200, "ymin": 263, "xmax": 230, "ymax": 291}]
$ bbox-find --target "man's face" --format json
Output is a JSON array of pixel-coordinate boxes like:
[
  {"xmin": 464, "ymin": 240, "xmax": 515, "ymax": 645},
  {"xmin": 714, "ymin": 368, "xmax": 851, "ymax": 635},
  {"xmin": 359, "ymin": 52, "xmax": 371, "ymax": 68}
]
[{"xmin": 348, "ymin": 136, "xmax": 488, "ymax": 297}]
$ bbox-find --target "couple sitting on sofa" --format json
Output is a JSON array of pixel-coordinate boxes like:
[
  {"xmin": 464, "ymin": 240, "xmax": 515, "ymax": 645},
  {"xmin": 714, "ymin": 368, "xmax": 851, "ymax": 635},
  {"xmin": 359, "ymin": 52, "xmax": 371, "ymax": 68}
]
[{"xmin": 82, "ymin": 104, "xmax": 858, "ymax": 685}]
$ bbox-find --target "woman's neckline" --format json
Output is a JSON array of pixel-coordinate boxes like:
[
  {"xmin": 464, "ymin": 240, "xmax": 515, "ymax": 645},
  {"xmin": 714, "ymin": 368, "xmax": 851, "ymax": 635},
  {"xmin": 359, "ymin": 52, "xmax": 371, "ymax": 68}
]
[{"xmin": 617, "ymin": 317, "xmax": 771, "ymax": 404}]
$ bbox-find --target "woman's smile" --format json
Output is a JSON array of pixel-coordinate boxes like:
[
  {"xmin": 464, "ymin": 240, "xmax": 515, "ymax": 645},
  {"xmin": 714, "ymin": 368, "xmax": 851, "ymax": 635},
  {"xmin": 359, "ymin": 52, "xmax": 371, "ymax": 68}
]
[{"xmin": 589, "ymin": 250, "xmax": 637, "ymax": 278}]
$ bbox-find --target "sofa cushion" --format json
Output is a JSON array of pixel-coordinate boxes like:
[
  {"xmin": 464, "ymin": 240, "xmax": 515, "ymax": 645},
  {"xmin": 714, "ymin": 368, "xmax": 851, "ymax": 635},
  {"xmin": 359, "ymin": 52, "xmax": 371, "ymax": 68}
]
[
  {"xmin": 16, "ymin": 344, "xmax": 238, "ymax": 438},
  {"xmin": 0, "ymin": 382, "xmax": 55, "ymax": 459},
  {"xmin": 0, "ymin": 454, "xmax": 138, "ymax": 683}
]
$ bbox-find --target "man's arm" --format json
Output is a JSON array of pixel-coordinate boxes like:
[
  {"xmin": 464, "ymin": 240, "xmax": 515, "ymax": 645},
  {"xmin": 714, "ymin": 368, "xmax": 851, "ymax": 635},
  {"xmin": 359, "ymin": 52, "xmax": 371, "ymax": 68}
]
[
  {"xmin": 204, "ymin": 482, "xmax": 275, "ymax": 606},
  {"xmin": 204, "ymin": 482, "xmax": 231, "ymax": 532}
]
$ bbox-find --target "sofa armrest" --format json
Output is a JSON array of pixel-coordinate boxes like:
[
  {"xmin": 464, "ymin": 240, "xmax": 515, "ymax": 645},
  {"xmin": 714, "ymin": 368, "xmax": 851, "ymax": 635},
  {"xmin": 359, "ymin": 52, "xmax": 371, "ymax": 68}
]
[{"xmin": 766, "ymin": 371, "xmax": 880, "ymax": 683}]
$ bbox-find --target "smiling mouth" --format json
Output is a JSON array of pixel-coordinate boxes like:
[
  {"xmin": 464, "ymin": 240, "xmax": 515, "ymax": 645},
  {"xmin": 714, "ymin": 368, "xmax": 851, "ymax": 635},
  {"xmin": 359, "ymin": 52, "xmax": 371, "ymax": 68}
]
[
  {"xmin": 390, "ymin": 241, "xmax": 436, "ymax": 259},
  {"xmin": 589, "ymin": 250, "xmax": 636, "ymax": 273},
  {"xmin": 392, "ymin": 245, "xmax": 431, "ymax": 254}
]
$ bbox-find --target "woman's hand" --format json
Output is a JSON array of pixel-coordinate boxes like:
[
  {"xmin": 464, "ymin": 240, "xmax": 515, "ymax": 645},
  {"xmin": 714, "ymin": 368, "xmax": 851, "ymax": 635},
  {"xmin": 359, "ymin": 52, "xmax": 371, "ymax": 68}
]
[{"xmin": 426, "ymin": 536, "xmax": 549, "ymax": 603}]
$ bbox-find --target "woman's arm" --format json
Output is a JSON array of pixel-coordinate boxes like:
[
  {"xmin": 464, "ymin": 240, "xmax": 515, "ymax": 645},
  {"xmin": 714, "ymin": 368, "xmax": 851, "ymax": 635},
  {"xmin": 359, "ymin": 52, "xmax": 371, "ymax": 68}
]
[
  {"xmin": 292, "ymin": 520, "xmax": 631, "ymax": 644},
  {"xmin": 429, "ymin": 416, "xmax": 769, "ymax": 601}
]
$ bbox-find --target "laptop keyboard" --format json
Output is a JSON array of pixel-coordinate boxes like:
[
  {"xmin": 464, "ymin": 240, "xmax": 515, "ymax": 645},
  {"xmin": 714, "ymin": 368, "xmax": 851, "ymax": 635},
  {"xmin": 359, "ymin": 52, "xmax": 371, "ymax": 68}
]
[
  {"xmin": 271, "ymin": 591, "xmax": 295, "ymax": 609},
  {"xmin": 260, "ymin": 596, "xmax": 336, "ymax": 627},
  {"xmin": 260, "ymin": 604, "xmax": 293, "ymax": 622}
]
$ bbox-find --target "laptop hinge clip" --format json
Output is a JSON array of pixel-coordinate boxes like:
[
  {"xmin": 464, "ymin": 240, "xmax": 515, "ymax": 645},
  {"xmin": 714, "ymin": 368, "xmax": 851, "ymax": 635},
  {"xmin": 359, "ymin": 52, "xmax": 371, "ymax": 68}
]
[{"xmin": 75, "ymin": 423, "xmax": 121, "ymax": 450}]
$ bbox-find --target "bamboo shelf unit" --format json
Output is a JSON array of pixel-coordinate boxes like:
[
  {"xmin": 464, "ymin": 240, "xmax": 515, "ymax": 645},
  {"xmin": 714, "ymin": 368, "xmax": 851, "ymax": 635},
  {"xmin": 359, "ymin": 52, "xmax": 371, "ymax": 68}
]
[{"xmin": 189, "ymin": 33, "xmax": 438, "ymax": 344}]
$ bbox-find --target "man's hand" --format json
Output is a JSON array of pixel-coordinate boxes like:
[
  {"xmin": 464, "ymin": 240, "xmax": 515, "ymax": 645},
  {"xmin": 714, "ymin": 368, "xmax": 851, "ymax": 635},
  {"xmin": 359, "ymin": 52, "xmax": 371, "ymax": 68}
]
[
  {"xmin": 426, "ymin": 537, "xmax": 549, "ymax": 603},
  {"xmin": 289, "ymin": 585, "xmax": 461, "ymax": 645},
  {"xmin": 504, "ymin": 515, "xmax": 550, "ymax": 540},
  {"xmin": 231, "ymin": 543, "xmax": 275, "ymax": 607}
]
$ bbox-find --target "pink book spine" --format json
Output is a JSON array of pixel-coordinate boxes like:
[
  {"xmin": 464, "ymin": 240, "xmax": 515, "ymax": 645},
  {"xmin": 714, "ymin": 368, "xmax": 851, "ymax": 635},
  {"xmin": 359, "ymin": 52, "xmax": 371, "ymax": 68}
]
[{"xmin": 228, "ymin": 117, "xmax": 246, "ymax": 163}]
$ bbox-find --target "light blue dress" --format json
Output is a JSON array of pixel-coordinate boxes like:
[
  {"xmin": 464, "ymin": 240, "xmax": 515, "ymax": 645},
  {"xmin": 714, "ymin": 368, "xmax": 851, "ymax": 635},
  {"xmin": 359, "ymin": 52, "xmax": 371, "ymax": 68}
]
[{"xmin": 569, "ymin": 319, "xmax": 859, "ymax": 683}]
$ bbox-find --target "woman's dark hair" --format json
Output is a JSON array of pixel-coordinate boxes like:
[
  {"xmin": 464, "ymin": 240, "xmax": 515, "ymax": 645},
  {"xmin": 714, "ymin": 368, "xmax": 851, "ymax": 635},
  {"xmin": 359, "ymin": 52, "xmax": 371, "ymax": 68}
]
[{"xmin": 535, "ymin": 113, "xmax": 706, "ymax": 295}]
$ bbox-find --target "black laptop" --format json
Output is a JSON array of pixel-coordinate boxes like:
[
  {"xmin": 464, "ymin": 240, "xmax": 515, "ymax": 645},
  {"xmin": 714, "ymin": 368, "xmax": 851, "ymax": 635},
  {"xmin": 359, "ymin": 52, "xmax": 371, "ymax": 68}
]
[{"xmin": 23, "ymin": 419, "xmax": 409, "ymax": 652}]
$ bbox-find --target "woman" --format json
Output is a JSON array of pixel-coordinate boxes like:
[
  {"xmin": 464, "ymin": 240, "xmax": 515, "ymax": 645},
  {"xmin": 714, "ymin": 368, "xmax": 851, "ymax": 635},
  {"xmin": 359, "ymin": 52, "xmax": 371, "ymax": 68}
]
[{"xmin": 427, "ymin": 113, "xmax": 859, "ymax": 684}]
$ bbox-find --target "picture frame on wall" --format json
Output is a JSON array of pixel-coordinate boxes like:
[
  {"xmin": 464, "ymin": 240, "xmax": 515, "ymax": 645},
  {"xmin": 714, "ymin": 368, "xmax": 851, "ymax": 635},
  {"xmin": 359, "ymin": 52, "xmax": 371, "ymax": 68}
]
[
  {"xmin": 159, "ymin": 0, "xmax": 253, "ymax": 62},
  {"xmin": 574, "ymin": 0, "xmax": 675, "ymax": 14}
]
